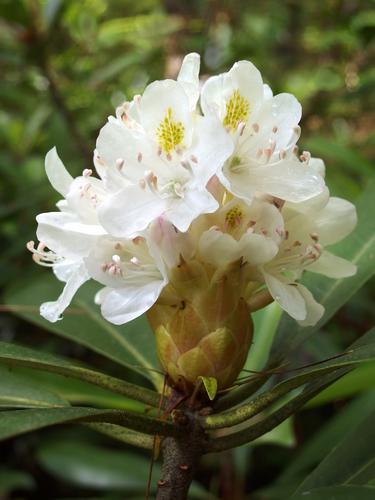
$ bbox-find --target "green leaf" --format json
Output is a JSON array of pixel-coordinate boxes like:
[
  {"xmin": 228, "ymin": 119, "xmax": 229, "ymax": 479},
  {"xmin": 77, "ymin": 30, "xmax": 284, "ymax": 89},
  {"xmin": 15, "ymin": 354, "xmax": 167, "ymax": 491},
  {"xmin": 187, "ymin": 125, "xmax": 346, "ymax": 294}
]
[
  {"xmin": 3, "ymin": 366, "xmax": 145, "ymax": 412},
  {"xmin": 198, "ymin": 376, "xmax": 218, "ymax": 401},
  {"xmin": 278, "ymin": 391, "xmax": 375, "ymax": 483},
  {"xmin": 205, "ymin": 327, "xmax": 375, "ymax": 430},
  {"xmin": 272, "ymin": 176, "xmax": 375, "ymax": 362},
  {"xmin": 292, "ymin": 410, "xmax": 375, "ymax": 495},
  {"xmin": 0, "ymin": 468, "xmax": 35, "ymax": 494},
  {"xmin": 0, "ymin": 340, "xmax": 161, "ymax": 408},
  {"xmin": 0, "ymin": 365, "xmax": 69, "ymax": 408},
  {"xmin": 306, "ymin": 362, "xmax": 375, "ymax": 407},
  {"xmin": 5, "ymin": 276, "xmax": 163, "ymax": 388},
  {"xmin": 291, "ymin": 485, "xmax": 375, "ymax": 500},
  {"xmin": 36, "ymin": 440, "xmax": 157, "ymax": 491},
  {"xmin": 253, "ymin": 418, "xmax": 296, "ymax": 448},
  {"xmin": 0, "ymin": 406, "xmax": 179, "ymax": 442},
  {"xmin": 36, "ymin": 439, "xmax": 211, "ymax": 498}
]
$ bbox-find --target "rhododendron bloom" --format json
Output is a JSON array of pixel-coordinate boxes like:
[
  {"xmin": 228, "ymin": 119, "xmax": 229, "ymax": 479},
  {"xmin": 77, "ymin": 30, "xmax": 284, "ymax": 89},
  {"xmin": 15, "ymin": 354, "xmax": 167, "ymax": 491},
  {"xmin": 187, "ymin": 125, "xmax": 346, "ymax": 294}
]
[
  {"xmin": 201, "ymin": 60, "xmax": 325, "ymax": 204},
  {"xmin": 29, "ymin": 54, "xmax": 357, "ymax": 390}
]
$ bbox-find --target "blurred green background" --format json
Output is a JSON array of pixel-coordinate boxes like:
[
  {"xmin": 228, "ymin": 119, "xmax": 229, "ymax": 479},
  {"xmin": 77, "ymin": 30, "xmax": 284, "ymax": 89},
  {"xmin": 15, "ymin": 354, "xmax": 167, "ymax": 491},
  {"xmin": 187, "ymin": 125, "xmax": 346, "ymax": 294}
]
[{"xmin": 0, "ymin": 0, "xmax": 374, "ymax": 498}]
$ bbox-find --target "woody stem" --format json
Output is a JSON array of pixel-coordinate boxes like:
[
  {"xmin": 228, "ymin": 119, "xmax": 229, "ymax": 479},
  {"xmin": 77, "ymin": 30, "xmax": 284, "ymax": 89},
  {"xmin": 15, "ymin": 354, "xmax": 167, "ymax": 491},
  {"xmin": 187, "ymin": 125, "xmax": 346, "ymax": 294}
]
[{"xmin": 156, "ymin": 413, "xmax": 206, "ymax": 500}]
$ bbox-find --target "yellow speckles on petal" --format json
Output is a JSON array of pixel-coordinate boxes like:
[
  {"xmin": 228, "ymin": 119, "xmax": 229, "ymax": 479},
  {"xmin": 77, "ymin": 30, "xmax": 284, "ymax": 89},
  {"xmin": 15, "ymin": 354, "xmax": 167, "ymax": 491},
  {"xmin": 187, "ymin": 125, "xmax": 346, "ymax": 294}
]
[
  {"xmin": 225, "ymin": 205, "xmax": 244, "ymax": 229},
  {"xmin": 156, "ymin": 108, "xmax": 185, "ymax": 154},
  {"xmin": 223, "ymin": 90, "xmax": 250, "ymax": 132}
]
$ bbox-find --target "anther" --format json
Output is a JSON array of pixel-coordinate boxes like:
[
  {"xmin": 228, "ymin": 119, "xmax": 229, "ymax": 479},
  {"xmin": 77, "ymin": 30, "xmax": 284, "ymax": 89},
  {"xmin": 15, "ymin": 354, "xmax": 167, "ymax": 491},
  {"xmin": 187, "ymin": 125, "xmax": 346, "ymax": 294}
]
[
  {"xmin": 116, "ymin": 158, "xmax": 124, "ymax": 170},
  {"xmin": 190, "ymin": 155, "xmax": 198, "ymax": 163},
  {"xmin": 252, "ymin": 123, "xmax": 259, "ymax": 133},
  {"xmin": 310, "ymin": 232, "xmax": 319, "ymax": 242},
  {"xmin": 83, "ymin": 169, "xmax": 92, "ymax": 177},
  {"xmin": 272, "ymin": 126, "xmax": 278, "ymax": 133},
  {"xmin": 237, "ymin": 121, "xmax": 246, "ymax": 136},
  {"xmin": 112, "ymin": 254, "xmax": 121, "ymax": 264},
  {"xmin": 137, "ymin": 152, "xmax": 142, "ymax": 163}
]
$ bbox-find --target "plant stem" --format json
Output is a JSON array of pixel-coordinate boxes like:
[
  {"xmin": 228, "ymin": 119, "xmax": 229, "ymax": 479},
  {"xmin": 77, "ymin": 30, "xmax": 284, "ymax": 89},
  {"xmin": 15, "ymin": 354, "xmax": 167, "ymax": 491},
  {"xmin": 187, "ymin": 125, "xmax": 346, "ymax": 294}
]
[{"xmin": 156, "ymin": 414, "xmax": 207, "ymax": 500}]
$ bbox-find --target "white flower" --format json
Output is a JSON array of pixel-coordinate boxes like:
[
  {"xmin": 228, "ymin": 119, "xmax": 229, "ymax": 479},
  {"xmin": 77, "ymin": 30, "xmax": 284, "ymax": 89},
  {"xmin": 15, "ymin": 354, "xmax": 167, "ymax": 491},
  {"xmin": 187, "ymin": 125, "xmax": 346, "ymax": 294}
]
[
  {"xmin": 28, "ymin": 148, "xmax": 107, "ymax": 322},
  {"xmin": 95, "ymin": 53, "xmax": 233, "ymax": 237},
  {"xmin": 29, "ymin": 55, "xmax": 357, "ymax": 334},
  {"xmin": 201, "ymin": 60, "xmax": 324, "ymax": 204},
  {"xmin": 85, "ymin": 234, "xmax": 168, "ymax": 325},
  {"xmin": 198, "ymin": 198, "xmax": 284, "ymax": 268},
  {"xmin": 261, "ymin": 192, "xmax": 357, "ymax": 325}
]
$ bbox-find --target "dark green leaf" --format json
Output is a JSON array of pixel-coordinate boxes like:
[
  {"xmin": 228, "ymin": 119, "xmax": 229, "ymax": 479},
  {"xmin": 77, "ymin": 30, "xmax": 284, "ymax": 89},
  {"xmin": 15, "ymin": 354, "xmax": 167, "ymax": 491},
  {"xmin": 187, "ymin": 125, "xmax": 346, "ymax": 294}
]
[
  {"xmin": 292, "ymin": 485, "xmax": 375, "ymax": 500},
  {"xmin": 292, "ymin": 410, "xmax": 375, "ymax": 494},
  {"xmin": 0, "ymin": 468, "xmax": 35, "ymax": 493},
  {"xmin": 0, "ymin": 340, "xmax": 161, "ymax": 408},
  {"xmin": 278, "ymin": 391, "xmax": 375, "ymax": 483},
  {"xmin": 5, "ymin": 277, "xmax": 163, "ymax": 388},
  {"xmin": 36, "ymin": 440, "xmax": 157, "ymax": 491},
  {"xmin": 0, "ymin": 365, "xmax": 69, "ymax": 408}
]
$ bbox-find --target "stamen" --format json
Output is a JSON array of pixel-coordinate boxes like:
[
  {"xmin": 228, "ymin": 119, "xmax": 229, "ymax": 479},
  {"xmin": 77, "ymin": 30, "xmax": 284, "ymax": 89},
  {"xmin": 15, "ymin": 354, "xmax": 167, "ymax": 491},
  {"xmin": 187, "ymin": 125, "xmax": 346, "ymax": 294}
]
[
  {"xmin": 116, "ymin": 158, "xmax": 124, "ymax": 170},
  {"xmin": 223, "ymin": 89, "xmax": 250, "ymax": 132},
  {"xmin": 137, "ymin": 152, "xmax": 143, "ymax": 163},
  {"xmin": 83, "ymin": 169, "xmax": 92, "ymax": 177},
  {"xmin": 252, "ymin": 123, "xmax": 259, "ymax": 133},
  {"xmin": 26, "ymin": 241, "xmax": 61, "ymax": 267}
]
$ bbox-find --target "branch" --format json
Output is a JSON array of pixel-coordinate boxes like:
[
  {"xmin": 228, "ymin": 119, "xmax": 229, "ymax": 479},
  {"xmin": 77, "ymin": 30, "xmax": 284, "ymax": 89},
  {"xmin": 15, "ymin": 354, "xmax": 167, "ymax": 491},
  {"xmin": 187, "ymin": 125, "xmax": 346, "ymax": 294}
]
[{"xmin": 156, "ymin": 415, "xmax": 207, "ymax": 500}]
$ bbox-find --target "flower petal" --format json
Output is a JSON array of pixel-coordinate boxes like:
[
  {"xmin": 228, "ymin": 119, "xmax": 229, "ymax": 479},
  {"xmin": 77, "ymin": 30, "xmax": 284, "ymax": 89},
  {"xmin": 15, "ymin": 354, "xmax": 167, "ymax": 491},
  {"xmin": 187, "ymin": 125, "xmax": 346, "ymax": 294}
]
[
  {"xmin": 308, "ymin": 250, "xmax": 357, "ymax": 278},
  {"xmin": 166, "ymin": 189, "xmax": 218, "ymax": 232},
  {"xmin": 253, "ymin": 158, "xmax": 325, "ymax": 202},
  {"xmin": 36, "ymin": 212, "xmax": 103, "ymax": 258},
  {"xmin": 315, "ymin": 197, "xmax": 357, "ymax": 245},
  {"xmin": 263, "ymin": 272, "xmax": 306, "ymax": 320},
  {"xmin": 98, "ymin": 185, "xmax": 166, "ymax": 238},
  {"xmin": 189, "ymin": 114, "xmax": 234, "ymax": 185},
  {"xmin": 100, "ymin": 278, "xmax": 166, "ymax": 325},
  {"xmin": 296, "ymin": 284, "xmax": 324, "ymax": 327},
  {"xmin": 201, "ymin": 60, "xmax": 263, "ymax": 122},
  {"xmin": 45, "ymin": 147, "xmax": 73, "ymax": 197},
  {"xmin": 139, "ymin": 79, "xmax": 192, "ymax": 148},
  {"xmin": 177, "ymin": 52, "xmax": 200, "ymax": 110},
  {"xmin": 199, "ymin": 229, "xmax": 242, "ymax": 267},
  {"xmin": 40, "ymin": 262, "xmax": 90, "ymax": 323}
]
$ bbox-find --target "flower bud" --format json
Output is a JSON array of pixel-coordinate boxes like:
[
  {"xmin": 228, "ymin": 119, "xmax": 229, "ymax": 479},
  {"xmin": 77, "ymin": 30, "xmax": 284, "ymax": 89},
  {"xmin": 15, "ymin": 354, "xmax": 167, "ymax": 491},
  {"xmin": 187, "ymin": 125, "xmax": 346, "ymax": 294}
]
[{"xmin": 148, "ymin": 258, "xmax": 253, "ymax": 391}]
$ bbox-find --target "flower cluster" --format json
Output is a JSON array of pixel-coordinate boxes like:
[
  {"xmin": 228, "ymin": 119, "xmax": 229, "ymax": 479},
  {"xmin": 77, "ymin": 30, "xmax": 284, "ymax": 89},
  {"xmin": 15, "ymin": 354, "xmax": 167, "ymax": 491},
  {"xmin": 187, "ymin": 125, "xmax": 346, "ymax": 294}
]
[{"xmin": 29, "ymin": 54, "xmax": 357, "ymax": 388}]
